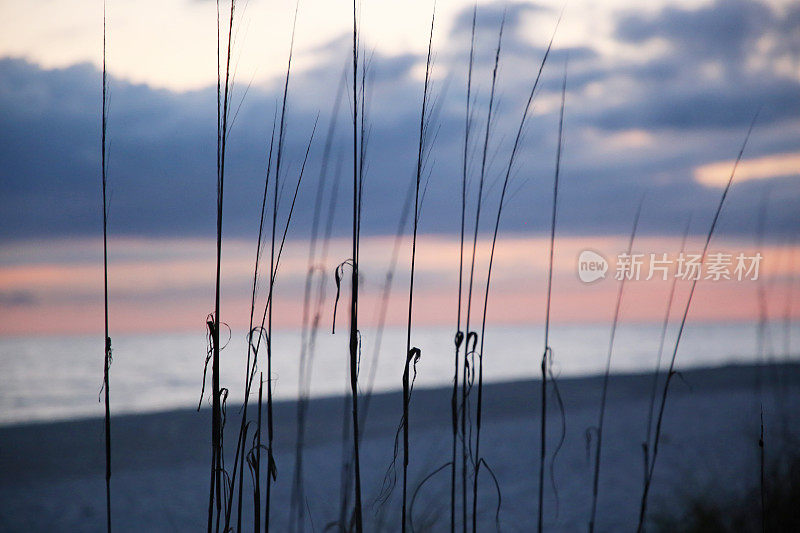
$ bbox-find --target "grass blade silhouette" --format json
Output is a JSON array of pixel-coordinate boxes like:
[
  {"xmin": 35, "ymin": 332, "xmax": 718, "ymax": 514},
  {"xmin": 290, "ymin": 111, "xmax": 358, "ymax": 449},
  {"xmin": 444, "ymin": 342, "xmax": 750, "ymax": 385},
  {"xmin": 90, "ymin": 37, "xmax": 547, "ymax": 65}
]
[
  {"xmin": 348, "ymin": 1, "xmax": 364, "ymax": 528},
  {"xmin": 402, "ymin": 10, "xmax": 435, "ymax": 531},
  {"xmin": 289, "ymin": 69, "xmax": 345, "ymax": 533},
  {"xmin": 539, "ymin": 64, "xmax": 566, "ymax": 533},
  {"xmin": 471, "ymin": 14, "xmax": 557, "ymax": 530},
  {"xmin": 470, "ymin": 17, "xmax": 507, "ymax": 530},
  {"xmin": 255, "ymin": 374, "xmax": 264, "ymax": 531},
  {"xmin": 230, "ymin": 111, "xmax": 276, "ymax": 533},
  {"xmin": 100, "ymin": 5, "xmax": 112, "ymax": 530},
  {"xmin": 207, "ymin": 2, "xmax": 236, "ymax": 530},
  {"xmin": 641, "ymin": 216, "xmax": 690, "ymax": 495},
  {"xmin": 637, "ymin": 112, "xmax": 758, "ymax": 532},
  {"xmin": 461, "ymin": 16, "xmax": 504, "ymax": 530},
  {"xmin": 452, "ymin": 6, "xmax": 476, "ymax": 531},
  {"xmin": 358, "ymin": 176, "xmax": 415, "ymax": 437},
  {"xmin": 588, "ymin": 196, "xmax": 644, "ymax": 533}
]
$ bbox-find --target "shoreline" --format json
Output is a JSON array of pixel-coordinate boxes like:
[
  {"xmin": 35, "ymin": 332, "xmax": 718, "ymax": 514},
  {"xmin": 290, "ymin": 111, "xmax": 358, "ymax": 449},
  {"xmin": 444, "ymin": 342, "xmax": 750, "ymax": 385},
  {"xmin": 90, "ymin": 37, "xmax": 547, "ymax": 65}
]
[
  {"xmin": 1, "ymin": 360, "xmax": 790, "ymax": 430},
  {"xmin": 2, "ymin": 361, "xmax": 798, "ymax": 531},
  {"xmin": 2, "ymin": 362, "xmax": 795, "ymax": 472}
]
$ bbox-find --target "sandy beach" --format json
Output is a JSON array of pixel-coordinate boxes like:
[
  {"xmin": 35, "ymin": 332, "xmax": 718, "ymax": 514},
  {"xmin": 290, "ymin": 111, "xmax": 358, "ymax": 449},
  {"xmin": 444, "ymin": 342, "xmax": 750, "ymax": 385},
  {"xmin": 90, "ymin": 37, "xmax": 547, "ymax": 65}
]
[{"xmin": 1, "ymin": 362, "xmax": 798, "ymax": 532}]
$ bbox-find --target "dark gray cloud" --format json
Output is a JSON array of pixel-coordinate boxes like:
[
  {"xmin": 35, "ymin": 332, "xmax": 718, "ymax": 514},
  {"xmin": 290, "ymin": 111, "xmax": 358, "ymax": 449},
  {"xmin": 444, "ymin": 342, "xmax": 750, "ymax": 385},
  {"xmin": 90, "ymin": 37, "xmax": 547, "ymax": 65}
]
[
  {"xmin": 1, "ymin": 0, "xmax": 799, "ymax": 245},
  {"xmin": 0, "ymin": 290, "xmax": 37, "ymax": 307},
  {"xmin": 605, "ymin": 0, "xmax": 800, "ymax": 130},
  {"xmin": 449, "ymin": 1, "xmax": 551, "ymax": 38},
  {"xmin": 445, "ymin": 0, "xmax": 592, "ymax": 75},
  {"xmin": 616, "ymin": 0, "xmax": 774, "ymax": 60},
  {"xmin": 594, "ymin": 77, "xmax": 800, "ymax": 130},
  {"xmin": 0, "ymin": 57, "xmax": 218, "ymax": 239}
]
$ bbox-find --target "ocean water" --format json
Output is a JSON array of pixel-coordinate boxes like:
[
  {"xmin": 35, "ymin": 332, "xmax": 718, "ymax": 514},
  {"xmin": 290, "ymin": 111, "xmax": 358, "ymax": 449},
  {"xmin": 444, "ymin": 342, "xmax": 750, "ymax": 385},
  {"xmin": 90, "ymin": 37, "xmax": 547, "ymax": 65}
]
[{"xmin": 0, "ymin": 320, "xmax": 795, "ymax": 424}]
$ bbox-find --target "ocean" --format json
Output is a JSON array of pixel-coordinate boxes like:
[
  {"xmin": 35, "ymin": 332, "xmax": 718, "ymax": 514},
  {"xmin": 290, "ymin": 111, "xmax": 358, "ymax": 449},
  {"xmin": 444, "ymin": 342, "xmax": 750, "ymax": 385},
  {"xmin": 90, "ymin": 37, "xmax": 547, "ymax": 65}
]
[{"xmin": 0, "ymin": 320, "xmax": 795, "ymax": 425}]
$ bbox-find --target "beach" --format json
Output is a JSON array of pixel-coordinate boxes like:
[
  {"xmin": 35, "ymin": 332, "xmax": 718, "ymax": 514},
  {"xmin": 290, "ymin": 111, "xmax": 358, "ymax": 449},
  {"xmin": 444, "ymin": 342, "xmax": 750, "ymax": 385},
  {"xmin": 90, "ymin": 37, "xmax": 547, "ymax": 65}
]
[{"xmin": 1, "ymin": 362, "xmax": 798, "ymax": 531}]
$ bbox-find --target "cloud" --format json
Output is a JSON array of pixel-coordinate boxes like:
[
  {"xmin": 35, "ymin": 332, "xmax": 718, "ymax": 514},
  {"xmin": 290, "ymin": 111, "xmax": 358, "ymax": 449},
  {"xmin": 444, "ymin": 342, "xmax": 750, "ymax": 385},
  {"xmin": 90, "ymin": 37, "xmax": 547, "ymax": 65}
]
[
  {"xmin": 616, "ymin": 0, "xmax": 775, "ymax": 60},
  {"xmin": 593, "ymin": 77, "xmax": 800, "ymax": 130},
  {"xmin": 604, "ymin": 0, "xmax": 800, "ymax": 130},
  {"xmin": 0, "ymin": 57, "xmax": 217, "ymax": 240},
  {"xmin": 449, "ymin": 1, "xmax": 551, "ymax": 39},
  {"xmin": 694, "ymin": 151, "xmax": 800, "ymax": 187},
  {"xmin": 0, "ymin": 290, "xmax": 37, "ymax": 307},
  {"xmin": 2, "ymin": 0, "xmax": 800, "ymax": 246}
]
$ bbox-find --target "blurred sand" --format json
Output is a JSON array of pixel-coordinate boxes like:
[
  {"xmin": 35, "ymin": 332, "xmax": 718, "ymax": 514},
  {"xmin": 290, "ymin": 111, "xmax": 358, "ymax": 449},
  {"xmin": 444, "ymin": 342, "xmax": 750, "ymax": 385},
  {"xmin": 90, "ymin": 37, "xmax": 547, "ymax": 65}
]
[{"xmin": 1, "ymin": 363, "xmax": 798, "ymax": 532}]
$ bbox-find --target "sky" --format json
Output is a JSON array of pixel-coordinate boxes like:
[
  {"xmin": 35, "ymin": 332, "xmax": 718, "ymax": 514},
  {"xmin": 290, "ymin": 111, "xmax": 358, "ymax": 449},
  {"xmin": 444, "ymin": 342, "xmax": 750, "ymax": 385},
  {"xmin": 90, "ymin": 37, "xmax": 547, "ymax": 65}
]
[{"xmin": 1, "ymin": 0, "xmax": 799, "ymax": 335}]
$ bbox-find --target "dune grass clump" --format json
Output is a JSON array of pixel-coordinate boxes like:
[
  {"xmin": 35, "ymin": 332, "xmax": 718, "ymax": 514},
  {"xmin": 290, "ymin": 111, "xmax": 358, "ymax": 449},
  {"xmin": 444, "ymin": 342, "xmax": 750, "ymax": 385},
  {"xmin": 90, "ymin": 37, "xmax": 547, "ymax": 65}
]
[
  {"xmin": 195, "ymin": 2, "xmax": 320, "ymax": 530},
  {"xmin": 203, "ymin": 1, "xmax": 237, "ymax": 529},
  {"xmin": 88, "ymin": 2, "xmax": 794, "ymax": 533}
]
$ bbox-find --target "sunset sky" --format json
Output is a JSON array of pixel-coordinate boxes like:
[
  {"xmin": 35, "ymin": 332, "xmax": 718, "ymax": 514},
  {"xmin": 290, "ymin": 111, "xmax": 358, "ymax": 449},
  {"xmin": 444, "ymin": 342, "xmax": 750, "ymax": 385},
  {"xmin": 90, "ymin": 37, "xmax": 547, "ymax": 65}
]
[{"xmin": 1, "ymin": 0, "xmax": 799, "ymax": 335}]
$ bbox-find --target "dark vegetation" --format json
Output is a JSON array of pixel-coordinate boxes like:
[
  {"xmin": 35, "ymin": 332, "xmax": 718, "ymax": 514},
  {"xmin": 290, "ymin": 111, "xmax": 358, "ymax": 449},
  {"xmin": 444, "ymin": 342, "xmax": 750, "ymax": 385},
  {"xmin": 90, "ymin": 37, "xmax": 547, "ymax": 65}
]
[
  {"xmin": 92, "ymin": 1, "xmax": 793, "ymax": 532},
  {"xmin": 652, "ymin": 433, "xmax": 800, "ymax": 533}
]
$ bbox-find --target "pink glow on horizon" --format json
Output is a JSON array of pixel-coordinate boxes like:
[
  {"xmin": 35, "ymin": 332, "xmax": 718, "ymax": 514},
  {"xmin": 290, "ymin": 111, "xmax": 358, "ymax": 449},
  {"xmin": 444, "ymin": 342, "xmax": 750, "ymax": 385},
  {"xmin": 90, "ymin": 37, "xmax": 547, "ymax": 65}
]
[{"xmin": 2, "ymin": 235, "xmax": 799, "ymax": 336}]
